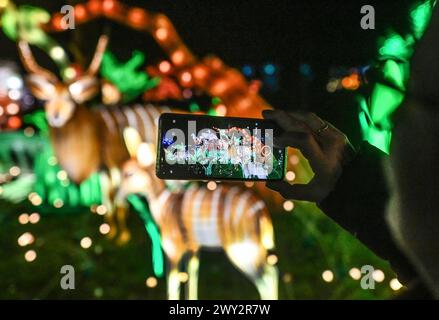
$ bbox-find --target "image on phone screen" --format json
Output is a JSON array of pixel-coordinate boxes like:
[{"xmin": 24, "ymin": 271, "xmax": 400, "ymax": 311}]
[{"xmin": 156, "ymin": 113, "xmax": 287, "ymax": 181}]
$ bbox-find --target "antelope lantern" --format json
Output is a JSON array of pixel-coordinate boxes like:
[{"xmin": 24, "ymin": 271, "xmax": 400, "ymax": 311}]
[
  {"xmin": 116, "ymin": 128, "xmax": 279, "ymax": 300},
  {"xmin": 17, "ymin": 35, "xmax": 172, "ymax": 243}
]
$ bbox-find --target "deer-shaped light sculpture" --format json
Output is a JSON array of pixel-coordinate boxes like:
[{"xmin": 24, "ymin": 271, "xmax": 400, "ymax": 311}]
[
  {"xmin": 115, "ymin": 127, "xmax": 278, "ymax": 300},
  {"xmin": 17, "ymin": 35, "xmax": 173, "ymax": 243}
]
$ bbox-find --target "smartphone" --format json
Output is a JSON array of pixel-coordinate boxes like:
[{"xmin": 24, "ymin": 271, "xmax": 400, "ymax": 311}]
[{"xmin": 156, "ymin": 113, "xmax": 286, "ymax": 181}]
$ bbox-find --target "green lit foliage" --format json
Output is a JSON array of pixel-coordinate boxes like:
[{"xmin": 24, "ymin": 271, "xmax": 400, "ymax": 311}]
[
  {"xmin": 378, "ymin": 32, "xmax": 414, "ymax": 61},
  {"xmin": 100, "ymin": 51, "xmax": 160, "ymax": 103},
  {"xmin": 0, "ymin": 111, "xmax": 103, "ymax": 209},
  {"xmin": 1, "ymin": 5, "xmax": 50, "ymax": 45},
  {"xmin": 126, "ymin": 195, "xmax": 164, "ymax": 278},
  {"xmin": 0, "ymin": 4, "xmax": 70, "ymax": 72},
  {"xmin": 370, "ymin": 84, "xmax": 405, "ymax": 128},
  {"xmin": 411, "ymin": 0, "xmax": 436, "ymax": 39},
  {"xmin": 0, "ymin": 131, "xmax": 102, "ymax": 209},
  {"xmin": 33, "ymin": 144, "xmax": 102, "ymax": 209},
  {"xmin": 360, "ymin": 0, "xmax": 435, "ymax": 153},
  {"xmin": 0, "ymin": 131, "xmax": 40, "ymax": 203},
  {"xmin": 1, "ymin": 112, "xmax": 163, "ymax": 275}
]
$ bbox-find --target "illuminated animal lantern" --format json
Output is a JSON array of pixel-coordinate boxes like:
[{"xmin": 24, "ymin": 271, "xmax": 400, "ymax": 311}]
[
  {"xmin": 116, "ymin": 128, "xmax": 278, "ymax": 300},
  {"xmin": 17, "ymin": 35, "xmax": 174, "ymax": 244},
  {"xmin": 42, "ymin": 0, "xmax": 303, "ymax": 208}
]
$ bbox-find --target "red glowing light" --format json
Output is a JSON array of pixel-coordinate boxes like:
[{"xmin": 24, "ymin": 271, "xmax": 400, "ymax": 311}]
[
  {"xmin": 8, "ymin": 116, "xmax": 22, "ymax": 129},
  {"xmin": 74, "ymin": 4, "xmax": 87, "ymax": 21},
  {"xmin": 52, "ymin": 15, "xmax": 64, "ymax": 30},
  {"xmin": 87, "ymin": 0, "xmax": 102, "ymax": 15},
  {"xmin": 128, "ymin": 8, "xmax": 147, "ymax": 26}
]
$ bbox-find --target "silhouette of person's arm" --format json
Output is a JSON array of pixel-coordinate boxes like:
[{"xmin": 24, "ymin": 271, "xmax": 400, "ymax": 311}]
[{"xmin": 263, "ymin": 110, "xmax": 420, "ymax": 285}]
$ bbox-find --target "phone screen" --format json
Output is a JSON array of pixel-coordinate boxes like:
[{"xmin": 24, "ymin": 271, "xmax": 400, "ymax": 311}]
[{"xmin": 156, "ymin": 113, "xmax": 286, "ymax": 181}]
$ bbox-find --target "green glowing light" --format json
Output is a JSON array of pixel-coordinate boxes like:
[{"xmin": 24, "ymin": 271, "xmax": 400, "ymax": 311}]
[
  {"xmin": 33, "ymin": 142, "xmax": 103, "ymax": 208},
  {"xmin": 382, "ymin": 59, "xmax": 407, "ymax": 92},
  {"xmin": 411, "ymin": 0, "xmax": 435, "ymax": 39},
  {"xmin": 207, "ymin": 108, "xmax": 217, "ymax": 116},
  {"xmin": 359, "ymin": 111, "xmax": 392, "ymax": 155},
  {"xmin": 1, "ymin": 5, "xmax": 50, "ymax": 44},
  {"xmin": 370, "ymin": 83, "xmax": 405, "ymax": 127},
  {"xmin": 361, "ymin": 0, "xmax": 435, "ymax": 154},
  {"xmin": 211, "ymin": 97, "xmax": 222, "ymax": 106},
  {"xmin": 127, "ymin": 195, "xmax": 164, "ymax": 278},
  {"xmin": 378, "ymin": 32, "xmax": 414, "ymax": 60},
  {"xmin": 100, "ymin": 51, "xmax": 160, "ymax": 103},
  {"xmin": 0, "ymin": 174, "xmax": 35, "ymax": 203},
  {"xmin": 189, "ymin": 102, "xmax": 200, "ymax": 113}
]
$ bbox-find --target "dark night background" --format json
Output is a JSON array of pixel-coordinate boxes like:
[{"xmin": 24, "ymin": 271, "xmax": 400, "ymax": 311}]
[{"xmin": 0, "ymin": 0, "xmax": 415, "ymax": 299}]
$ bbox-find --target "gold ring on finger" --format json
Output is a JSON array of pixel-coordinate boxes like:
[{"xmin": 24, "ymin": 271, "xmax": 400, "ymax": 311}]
[{"xmin": 315, "ymin": 122, "xmax": 329, "ymax": 136}]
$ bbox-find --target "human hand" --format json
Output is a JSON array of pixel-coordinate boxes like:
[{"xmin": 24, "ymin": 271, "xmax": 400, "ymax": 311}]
[{"xmin": 263, "ymin": 109, "xmax": 355, "ymax": 203}]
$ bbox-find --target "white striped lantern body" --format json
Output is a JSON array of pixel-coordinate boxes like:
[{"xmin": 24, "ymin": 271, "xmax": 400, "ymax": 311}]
[
  {"xmin": 90, "ymin": 104, "xmax": 175, "ymax": 243},
  {"xmin": 117, "ymin": 135, "xmax": 279, "ymax": 300},
  {"xmin": 96, "ymin": 103, "xmax": 171, "ymax": 145},
  {"xmin": 153, "ymin": 185, "xmax": 273, "ymax": 259}
]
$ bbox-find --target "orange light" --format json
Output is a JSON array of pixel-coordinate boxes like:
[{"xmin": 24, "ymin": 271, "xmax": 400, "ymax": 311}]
[
  {"xmin": 158, "ymin": 61, "xmax": 171, "ymax": 74},
  {"xmin": 289, "ymin": 155, "xmax": 300, "ymax": 165},
  {"xmin": 75, "ymin": 4, "xmax": 87, "ymax": 21},
  {"xmin": 128, "ymin": 8, "xmax": 147, "ymax": 26},
  {"xmin": 155, "ymin": 28, "xmax": 169, "ymax": 41},
  {"xmin": 209, "ymin": 57, "xmax": 223, "ymax": 70},
  {"xmin": 6, "ymin": 103, "xmax": 19, "ymax": 115},
  {"xmin": 154, "ymin": 14, "xmax": 170, "ymax": 28},
  {"xmin": 146, "ymin": 276, "xmax": 158, "ymax": 288},
  {"xmin": 210, "ymin": 79, "xmax": 228, "ymax": 96},
  {"xmin": 286, "ymin": 171, "xmax": 296, "ymax": 182},
  {"xmin": 237, "ymin": 97, "xmax": 252, "ymax": 111},
  {"xmin": 8, "ymin": 116, "xmax": 21, "ymax": 129},
  {"xmin": 102, "ymin": 0, "xmax": 117, "ymax": 14},
  {"xmin": 341, "ymin": 74, "xmax": 360, "ymax": 90},
  {"xmin": 215, "ymin": 104, "xmax": 227, "ymax": 116},
  {"xmin": 171, "ymin": 49, "xmax": 186, "ymax": 66},
  {"xmin": 181, "ymin": 71, "xmax": 192, "ymax": 84},
  {"xmin": 87, "ymin": 0, "xmax": 102, "ymax": 15},
  {"xmin": 193, "ymin": 65, "xmax": 208, "ymax": 80},
  {"xmin": 244, "ymin": 181, "xmax": 255, "ymax": 188},
  {"xmin": 52, "ymin": 15, "xmax": 64, "ymax": 30},
  {"xmin": 341, "ymin": 77, "xmax": 352, "ymax": 88},
  {"xmin": 207, "ymin": 181, "xmax": 217, "ymax": 191}
]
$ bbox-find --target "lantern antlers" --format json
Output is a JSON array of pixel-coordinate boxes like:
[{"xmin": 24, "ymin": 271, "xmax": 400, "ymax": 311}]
[
  {"xmin": 17, "ymin": 40, "xmax": 58, "ymax": 83},
  {"xmin": 86, "ymin": 35, "xmax": 109, "ymax": 76},
  {"xmin": 18, "ymin": 34, "xmax": 109, "ymax": 81}
]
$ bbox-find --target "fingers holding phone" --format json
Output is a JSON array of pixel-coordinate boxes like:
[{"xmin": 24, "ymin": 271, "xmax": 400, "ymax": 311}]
[{"xmin": 263, "ymin": 109, "xmax": 355, "ymax": 203}]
